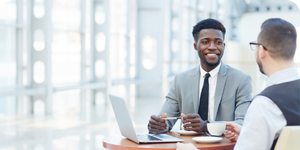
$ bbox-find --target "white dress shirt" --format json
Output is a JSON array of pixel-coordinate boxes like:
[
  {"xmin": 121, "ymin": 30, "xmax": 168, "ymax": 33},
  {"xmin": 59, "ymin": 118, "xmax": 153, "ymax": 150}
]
[
  {"xmin": 199, "ymin": 63, "xmax": 221, "ymax": 121},
  {"xmin": 234, "ymin": 67, "xmax": 300, "ymax": 150}
]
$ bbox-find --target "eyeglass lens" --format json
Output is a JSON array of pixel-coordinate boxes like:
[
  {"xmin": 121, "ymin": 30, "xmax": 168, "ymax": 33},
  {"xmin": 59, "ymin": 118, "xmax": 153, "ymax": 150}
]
[{"xmin": 250, "ymin": 44, "xmax": 256, "ymax": 50}]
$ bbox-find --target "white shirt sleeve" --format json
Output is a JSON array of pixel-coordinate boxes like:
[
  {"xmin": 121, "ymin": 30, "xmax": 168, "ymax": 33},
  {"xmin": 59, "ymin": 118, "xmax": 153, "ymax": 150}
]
[{"xmin": 234, "ymin": 96, "xmax": 287, "ymax": 150}]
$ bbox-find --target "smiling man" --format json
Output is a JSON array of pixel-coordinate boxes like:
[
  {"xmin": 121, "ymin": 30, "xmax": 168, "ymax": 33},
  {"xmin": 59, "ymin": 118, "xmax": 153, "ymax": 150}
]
[{"xmin": 148, "ymin": 18, "xmax": 253, "ymax": 134}]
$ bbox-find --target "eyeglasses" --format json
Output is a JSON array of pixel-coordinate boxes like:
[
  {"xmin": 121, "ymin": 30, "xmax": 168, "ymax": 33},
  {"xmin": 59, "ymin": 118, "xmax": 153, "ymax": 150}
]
[{"xmin": 249, "ymin": 42, "xmax": 268, "ymax": 51}]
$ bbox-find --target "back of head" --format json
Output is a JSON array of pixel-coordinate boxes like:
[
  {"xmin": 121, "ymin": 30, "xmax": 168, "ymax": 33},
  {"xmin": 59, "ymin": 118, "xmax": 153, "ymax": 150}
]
[
  {"xmin": 192, "ymin": 18, "xmax": 226, "ymax": 41},
  {"xmin": 258, "ymin": 18, "xmax": 297, "ymax": 60}
]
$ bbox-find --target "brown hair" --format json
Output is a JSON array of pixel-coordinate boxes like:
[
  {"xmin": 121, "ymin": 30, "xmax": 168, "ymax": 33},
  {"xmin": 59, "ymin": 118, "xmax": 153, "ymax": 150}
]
[{"xmin": 258, "ymin": 18, "xmax": 297, "ymax": 60}]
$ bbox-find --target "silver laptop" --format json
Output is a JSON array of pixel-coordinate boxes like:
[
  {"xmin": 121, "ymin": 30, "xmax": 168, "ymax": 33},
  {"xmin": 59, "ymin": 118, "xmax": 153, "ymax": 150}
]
[{"xmin": 109, "ymin": 94, "xmax": 184, "ymax": 144}]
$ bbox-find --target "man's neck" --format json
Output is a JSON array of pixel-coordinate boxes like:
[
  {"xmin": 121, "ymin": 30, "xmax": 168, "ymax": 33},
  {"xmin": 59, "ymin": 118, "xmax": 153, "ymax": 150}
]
[
  {"xmin": 201, "ymin": 63, "xmax": 220, "ymax": 73},
  {"xmin": 265, "ymin": 60, "xmax": 294, "ymax": 77}
]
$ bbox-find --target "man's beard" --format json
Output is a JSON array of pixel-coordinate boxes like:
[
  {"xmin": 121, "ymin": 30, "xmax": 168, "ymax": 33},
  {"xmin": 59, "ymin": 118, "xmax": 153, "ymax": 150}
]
[
  {"xmin": 201, "ymin": 55, "xmax": 221, "ymax": 67},
  {"xmin": 205, "ymin": 59, "xmax": 221, "ymax": 67},
  {"xmin": 256, "ymin": 57, "xmax": 265, "ymax": 75}
]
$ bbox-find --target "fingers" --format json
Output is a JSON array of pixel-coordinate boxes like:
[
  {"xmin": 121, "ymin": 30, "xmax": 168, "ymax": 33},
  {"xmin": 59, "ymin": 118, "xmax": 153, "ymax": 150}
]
[
  {"xmin": 149, "ymin": 123, "xmax": 167, "ymax": 132},
  {"xmin": 151, "ymin": 115, "xmax": 166, "ymax": 123},
  {"xmin": 183, "ymin": 122, "xmax": 200, "ymax": 131},
  {"xmin": 225, "ymin": 123, "xmax": 232, "ymax": 130},
  {"xmin": 186, "ymin": 114, "xmax": 200, "ymax": 118},
  {"xmin": 161, "ymin": 113, "xmax": 167, "ymax": 118},
  {"xmin": 224, "ymin": 122, "xmax": 242, "ymax": 134},
  {"xmin": 149, "ymin": 115, "xmax": 167, "ymax": 133},
  {"xmin": 181, "ymin": 113, "xmax": 185, "ymax": 117},
  {"xmin": 224, "ymin": 130, "xmax": 238, "ymax": 142},
  {"xmin": 182, "ymin": 114, "xmax": 206, "ymax": 132},
  {"xmin": 225, "ymin": 122, "xmax": 240, "ymax": 129},
  {"xmin": 182, "ymin": 114, "xmax": 201, "ymax": 124},
  {"xmin": 149, "ymin": 118, "xmax": 166, "ymax": 125},
  {"xmin": 225, "ymin": 122, "xmax": 235, "ymax": 128}
]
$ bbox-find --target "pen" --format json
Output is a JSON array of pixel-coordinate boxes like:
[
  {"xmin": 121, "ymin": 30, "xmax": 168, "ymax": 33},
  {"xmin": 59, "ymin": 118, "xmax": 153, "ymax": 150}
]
[{"xmin": 163, "ymin": 117, "xmax": 182, "ymax": 120}]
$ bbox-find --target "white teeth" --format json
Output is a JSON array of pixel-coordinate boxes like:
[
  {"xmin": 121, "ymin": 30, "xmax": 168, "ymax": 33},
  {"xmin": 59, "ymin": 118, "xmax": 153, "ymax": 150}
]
[{"xmin": 207, "ymin": 54, "xmax": 217, "ymax": 56}]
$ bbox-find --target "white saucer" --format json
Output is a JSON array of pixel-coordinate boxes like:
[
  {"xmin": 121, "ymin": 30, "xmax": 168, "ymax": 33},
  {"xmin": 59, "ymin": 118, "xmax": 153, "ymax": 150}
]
[
  {"xmin": 192, "ymin": 137, "xmax": 223, "ymax": 144},
  {"xmin": 176, "ymin": 130, "xmax": 200, "ymax": 135}
]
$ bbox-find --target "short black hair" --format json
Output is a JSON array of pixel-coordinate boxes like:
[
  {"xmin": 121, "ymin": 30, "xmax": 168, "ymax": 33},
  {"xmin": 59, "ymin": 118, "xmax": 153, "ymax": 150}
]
[
  {"xmin": 192, "ymin": 18, "xmax": 226, "ymax": 42},
  {"xmin": 258, "ymin": 18, "xmax": 297, "ymax": 60}
]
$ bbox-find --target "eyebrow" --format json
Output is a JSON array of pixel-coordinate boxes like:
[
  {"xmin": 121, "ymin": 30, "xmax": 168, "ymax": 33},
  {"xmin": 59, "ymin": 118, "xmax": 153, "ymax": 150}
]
[{"xmin": 200, "ymin": 38, "xmax": 223, "ymax": 41}]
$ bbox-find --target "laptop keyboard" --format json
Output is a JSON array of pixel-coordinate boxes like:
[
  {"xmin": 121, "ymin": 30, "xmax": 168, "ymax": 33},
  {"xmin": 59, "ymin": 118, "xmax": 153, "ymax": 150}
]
[{"xmin": 137, "ymin": 134, "xmax": 162, "ymax": 141}]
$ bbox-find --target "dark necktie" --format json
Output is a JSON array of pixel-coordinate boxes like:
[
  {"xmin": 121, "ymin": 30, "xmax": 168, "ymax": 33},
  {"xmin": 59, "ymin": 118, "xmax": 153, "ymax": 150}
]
[{"xmin": 198, "ymin": 73, "xmax": 210, "ymax": 121}]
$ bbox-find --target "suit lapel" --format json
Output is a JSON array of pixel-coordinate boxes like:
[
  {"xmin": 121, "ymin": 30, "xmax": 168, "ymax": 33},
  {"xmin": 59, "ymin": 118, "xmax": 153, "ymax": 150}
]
[
  {"xmin": 214, "ymin": 62, "xmax": 228, "ymax": 120},
  {"xmin": 191, "ymin": 66, "xmax": 200, "ymax": 113}
]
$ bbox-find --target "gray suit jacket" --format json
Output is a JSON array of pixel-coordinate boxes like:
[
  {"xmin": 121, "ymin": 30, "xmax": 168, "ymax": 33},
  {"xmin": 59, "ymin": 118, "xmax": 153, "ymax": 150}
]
[{"xmin": 159, "ymin": 62, "xmax": 252, "ymax": 131}]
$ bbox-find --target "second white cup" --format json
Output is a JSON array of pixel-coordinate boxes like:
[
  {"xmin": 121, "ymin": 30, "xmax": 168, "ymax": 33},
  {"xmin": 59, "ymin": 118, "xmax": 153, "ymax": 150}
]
[{"xmin": 207, "ymin": 122, "xmax": 226, "ymax": 136}]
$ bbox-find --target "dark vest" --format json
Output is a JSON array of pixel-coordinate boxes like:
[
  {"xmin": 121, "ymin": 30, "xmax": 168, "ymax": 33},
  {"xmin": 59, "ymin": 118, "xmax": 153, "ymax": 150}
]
[{"xmin": 258, "ymin": 79, "xmax": 300, "ymax": 150}]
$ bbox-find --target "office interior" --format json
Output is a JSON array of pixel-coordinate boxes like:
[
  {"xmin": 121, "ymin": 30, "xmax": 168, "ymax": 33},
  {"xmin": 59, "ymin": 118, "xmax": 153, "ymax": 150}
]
[{"xmin": 0, "ymin": 0, "xmax": 300, "ymax": 149}]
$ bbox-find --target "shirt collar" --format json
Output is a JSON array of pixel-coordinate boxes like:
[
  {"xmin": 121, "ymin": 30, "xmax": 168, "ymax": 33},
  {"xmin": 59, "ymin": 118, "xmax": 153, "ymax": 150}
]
[
  {"xmin": 199, "ymin": 62, "xmax": 221, "ymax": 78},
  {"xmin": 266, "ymin": 66, "xmax": 300, "ymax": 88}
]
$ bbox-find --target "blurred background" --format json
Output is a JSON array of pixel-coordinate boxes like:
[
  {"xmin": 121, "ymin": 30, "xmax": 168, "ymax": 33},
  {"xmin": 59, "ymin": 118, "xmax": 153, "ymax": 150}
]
[{"xmin": 0, "ymin": 0, "xmax": 299, "ymax": 149}]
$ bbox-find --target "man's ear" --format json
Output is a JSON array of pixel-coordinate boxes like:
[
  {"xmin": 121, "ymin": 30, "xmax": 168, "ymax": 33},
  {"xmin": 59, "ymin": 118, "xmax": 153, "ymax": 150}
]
[
  {"xmin": 259, "ymin": 45, "xmax": 267, "ymax": 59},
  {"xmin": 193, "ymin": 43, "xmax": 197, "ymax": 50}
]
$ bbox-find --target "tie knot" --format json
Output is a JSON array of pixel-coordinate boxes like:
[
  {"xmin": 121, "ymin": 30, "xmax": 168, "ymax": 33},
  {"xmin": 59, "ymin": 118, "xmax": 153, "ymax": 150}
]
[{"xmin": 205, "ymin": 73, "xmax": 210, "ymax": 79}]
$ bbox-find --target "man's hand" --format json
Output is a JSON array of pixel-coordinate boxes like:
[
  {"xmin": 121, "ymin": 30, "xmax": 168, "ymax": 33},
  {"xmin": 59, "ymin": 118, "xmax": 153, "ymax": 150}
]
[
  {"xmin": 148, "ymin": 113, "xmax": 168, "ymax": 134},
  {"xmin": 224, "ymin": 122, "xmax": 241, "ymax": 142},
  {"xmin": 182, "ymin": 114, "xmax": 207, "ymax": 133}
]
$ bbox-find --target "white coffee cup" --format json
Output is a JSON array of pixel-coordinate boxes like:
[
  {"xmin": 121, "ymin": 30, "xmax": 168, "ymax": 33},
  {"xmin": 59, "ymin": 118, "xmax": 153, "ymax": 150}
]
[{"xmin": 207, "ymin": 122, "xmax": 226, "ymax": 136}]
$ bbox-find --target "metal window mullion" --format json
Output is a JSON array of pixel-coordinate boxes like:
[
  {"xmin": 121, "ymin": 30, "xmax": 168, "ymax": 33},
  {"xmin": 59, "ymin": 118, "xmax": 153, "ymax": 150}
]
[
  {"xmin": 126, "ymin": 0, "xmax": 131, "ymax": 80},
  {"xmin": 94, "ymin": 0, "xmax": 110, "ymax": 103},
  {"xmin": 162, "ymin": 0, "xmax": 172, "ymax": 97},
  {"xmin": 187, "ymin": 0, "xmax": 193, "ymax": 69},
  {"xmin": 80, "ymin": 0, "xmax": 87, "ymax": 114},
  {"xmin": 178, "ymin": 0, "xmax": 183, "ymax": 72},
  {"xmin": 125, "ymin": 0, "xmax": 132, "ymax": 99},
  {"xmin": 27, "ymin": 0, "xmax": 33, "ymax": 114},
  {"xmin": 44, "ymin": 0, "xmax": 53, "ymax": 115},
  {"xmin": 16, "ymin": 0, "xmax": 24, "ymax": 87},
  {"xmin": 90, "ymin": 0, "xmax": 96, "ymax": 105},
  {"xmin": 104, "ymin": 0, "xmax": 111, "ymax": 105},
  {"xmin": 90, "ymin": 1, "xmax": 95, "ymax": 82},
  {"xmin": 16, "ymin": 0, "xmax": 24, "ymax": 114},
  {"xmin": 80, "ymin": 0, "xmax": 87, "ymax": 83}
]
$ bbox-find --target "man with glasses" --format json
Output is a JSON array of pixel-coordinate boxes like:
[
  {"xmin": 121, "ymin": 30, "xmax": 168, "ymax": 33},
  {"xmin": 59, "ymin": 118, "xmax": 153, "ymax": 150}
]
[
  {"xmin": 148, "ymin": 18, "xmax": 253, "ymax": 134},
  {"xmin": 225, "ymin": 18, "xmax": 300, "ymax": 150}
]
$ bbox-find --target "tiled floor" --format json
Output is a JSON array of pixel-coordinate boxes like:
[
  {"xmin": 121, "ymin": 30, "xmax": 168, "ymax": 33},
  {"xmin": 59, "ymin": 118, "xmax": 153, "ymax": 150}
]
[{"xmin": 0, "ymin": 97, "xmax": 167, "ymax": 150}]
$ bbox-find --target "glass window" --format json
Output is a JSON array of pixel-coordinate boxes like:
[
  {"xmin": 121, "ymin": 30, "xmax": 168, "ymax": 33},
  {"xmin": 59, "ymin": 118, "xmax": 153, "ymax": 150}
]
[
  {"xmin": 171, "ymin": 39, "xmax": 179, "ymax": 53},
  {"xmin": 109, "ymin": 0, "xmax": 128, "ymax": 79},
  {"xmin": 0, "ymin": 0, "xmax": 16, "ymax": 24},
  {"xmin": 95, "ymin": 3, "xmax": 105, "ymax": 24},
  {"xmin": 110, "ymin": 35, "xmax": 127, "ymax": 79},
  {"xmin": 52, "ymin": 32, "xmax": 81, "ymax": 86},
  {"xmin": 34, "ymin": 0, "xmax": 45, "ymax": 19},
  {"xmin": 172, "ymin": 18, "xmax": 179, "ymax": 33},
  {"xmin": 142, "ymin": 36, "xmax": 157, "ymax": 70},
  {"xmin": 96, "ymin": 32, "xmax": 106, "ymax": 52},
  {"xmin": 0, "ymin": 27, "xmax": 16, "ymax": 87},
  {"xmin": 95, "ymin": 92, "xmax": 105, "ymax": 105},
  {"xmin": 33, "ymin": 61, "xmax": 45, "ymax": 83},
  {"xmin": 172, "ymin": 3, "xmax": 179, "ymax": 12},
  {"xmin": 52, "ymin": 0, "xmax": 80, "ymax": 30},
  {"xmin": 0, "ymin": 96, "xmax": 16, "ymax": 115},
  {"xmin": 34, "ymin": 100, "xmax": 45, "ymax": 115},
  {"xmin": 33, "ymin": 29, "xmax": 45, "ymax": 51},
  {"xmin": 95, "ymin": 59, "xmax": 105, "ymax": 78}
]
